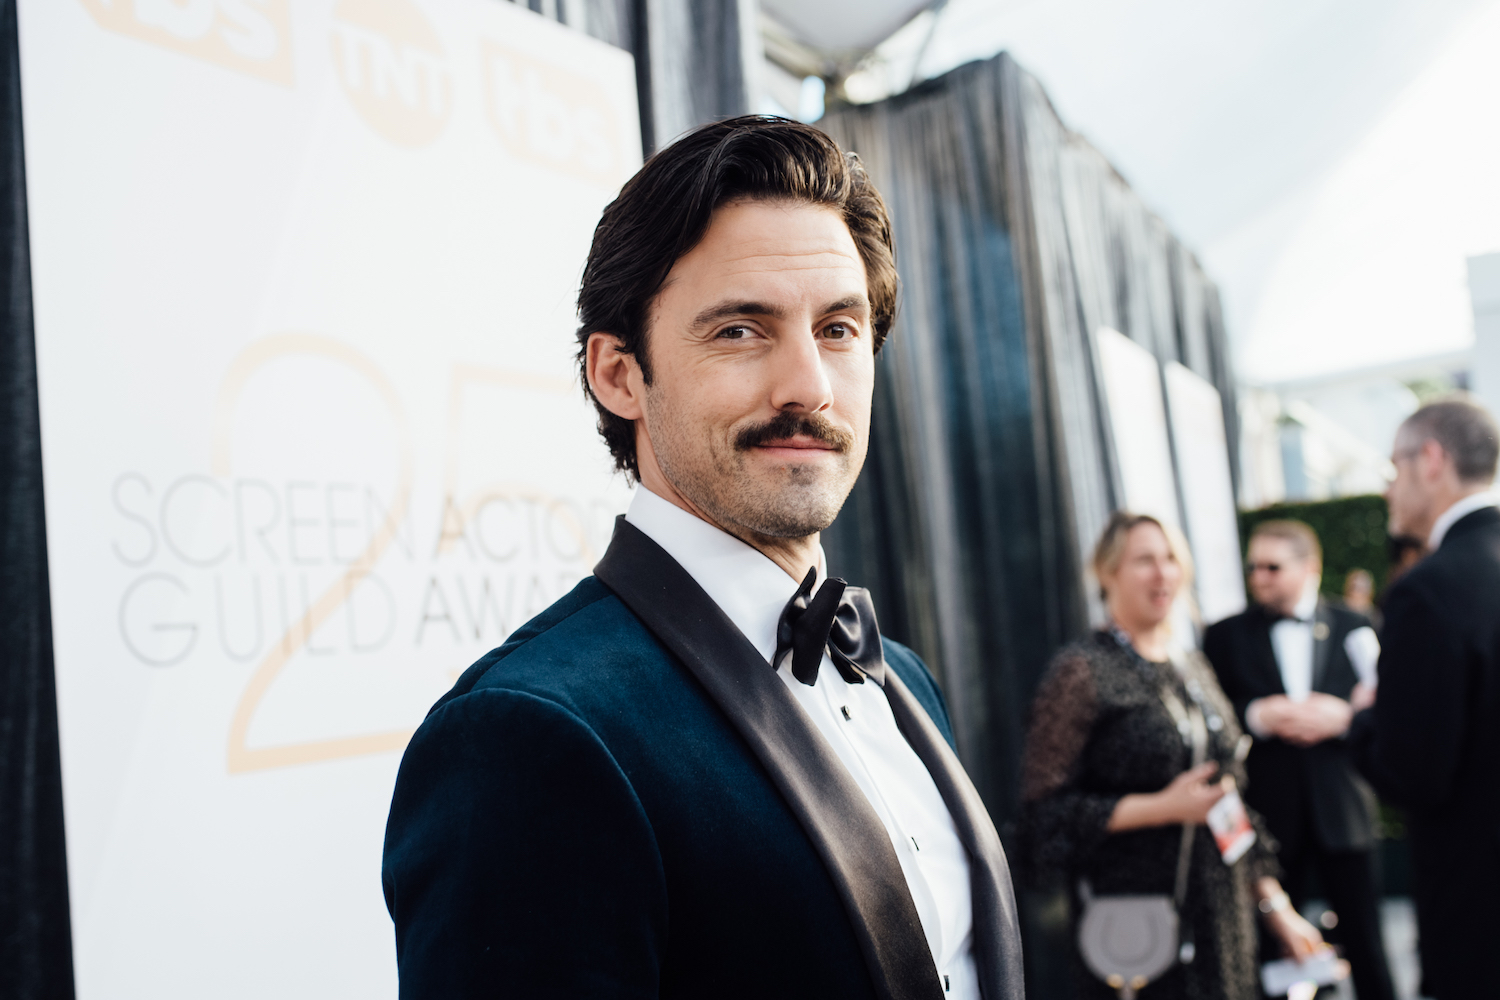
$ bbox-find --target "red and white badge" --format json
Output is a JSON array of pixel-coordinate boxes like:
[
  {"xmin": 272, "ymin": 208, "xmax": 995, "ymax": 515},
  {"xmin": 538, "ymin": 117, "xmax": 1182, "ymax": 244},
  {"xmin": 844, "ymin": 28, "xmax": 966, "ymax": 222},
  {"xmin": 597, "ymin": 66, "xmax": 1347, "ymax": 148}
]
[{"xmin": 1207, "ymin": 785, "xmax": 1257, "ymax": 864}]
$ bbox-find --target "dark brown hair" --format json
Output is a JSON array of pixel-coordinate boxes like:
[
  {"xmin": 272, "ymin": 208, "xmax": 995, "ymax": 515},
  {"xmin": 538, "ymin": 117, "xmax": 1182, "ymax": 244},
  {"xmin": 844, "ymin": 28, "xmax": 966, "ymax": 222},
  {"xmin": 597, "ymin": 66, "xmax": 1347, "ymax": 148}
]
[{"xmin": 575, "ymin": 115, "xmax": 898, "ymax": 480}]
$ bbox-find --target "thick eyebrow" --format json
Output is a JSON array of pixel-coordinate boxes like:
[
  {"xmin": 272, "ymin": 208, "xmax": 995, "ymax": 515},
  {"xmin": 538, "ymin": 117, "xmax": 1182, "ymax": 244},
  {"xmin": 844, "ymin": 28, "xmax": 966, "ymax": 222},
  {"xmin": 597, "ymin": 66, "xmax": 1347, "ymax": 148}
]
[
  {"xmin": 688, "ymin": 295, "xmax": 871, "ymax": 333},
  {"xmin": 689, "ymin": 300, "xmax": 785, "ymax": 332},
  {"xmin": 820, "ymin": 295, "xmax": 870, "ymax": 317}
]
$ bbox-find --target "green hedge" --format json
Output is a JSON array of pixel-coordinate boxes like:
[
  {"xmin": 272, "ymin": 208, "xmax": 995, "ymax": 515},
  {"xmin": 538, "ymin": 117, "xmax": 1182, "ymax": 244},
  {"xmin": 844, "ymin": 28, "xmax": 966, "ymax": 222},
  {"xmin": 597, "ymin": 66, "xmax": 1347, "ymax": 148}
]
[{"xmin": 1237, "ymin": 495, "xmax": 1391, "ymax": 599}]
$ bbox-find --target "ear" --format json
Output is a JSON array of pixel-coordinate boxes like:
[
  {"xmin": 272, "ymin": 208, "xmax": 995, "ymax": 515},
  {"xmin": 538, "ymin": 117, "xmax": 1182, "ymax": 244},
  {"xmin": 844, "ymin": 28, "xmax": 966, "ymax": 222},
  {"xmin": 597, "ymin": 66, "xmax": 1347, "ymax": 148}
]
[
  {"xmin": 585, "ymin": 332, "xmax": 645, "ymax": 421},
  {"xmin": 1418, "ymin": 438, "xmax": 1450, "ymax": 482},
  {"xmin": 1096, "ymin": 567, "xmax": 1115, "ymax": 600}
]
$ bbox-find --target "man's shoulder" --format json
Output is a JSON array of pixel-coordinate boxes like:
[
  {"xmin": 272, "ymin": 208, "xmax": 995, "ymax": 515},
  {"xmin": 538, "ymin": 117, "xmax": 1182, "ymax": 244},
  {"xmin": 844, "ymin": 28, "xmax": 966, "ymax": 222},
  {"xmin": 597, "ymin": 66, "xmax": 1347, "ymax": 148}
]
[
  {"xmin": 1380, "ymin": 544, "xmax": 1500, "ymax": 650},
  {"xmin": 1398, "ymin": 521, "xmax": 1500, "ymax": 603},
  {"xmin": 427, "ymin": 577, "xmax": 672, "ymax": 723},
  {"xmin": 1205, "ymin": 609, "xmax": 1256, "ymax": 635},
  {"xmin": 1203, "ymin": 608, "xmax": 1260, "ymax": 649},
  {"xmin": 1447, "ymin": 504, "xmax": 1500, "ymax": 545},
  {"xmin": 1431, "ymin": 511, "xmax": 1500, "ymax": 572}
]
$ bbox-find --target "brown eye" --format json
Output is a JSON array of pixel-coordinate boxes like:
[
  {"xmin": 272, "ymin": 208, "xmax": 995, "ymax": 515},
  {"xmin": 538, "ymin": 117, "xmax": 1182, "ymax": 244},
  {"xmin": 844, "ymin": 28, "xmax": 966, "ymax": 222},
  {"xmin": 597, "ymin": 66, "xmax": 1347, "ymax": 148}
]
[
  {"xmin": 824, "ymin": 322, "xmax": 851, "ymax": 340},
  {"xmin": 718, "ymin": 326, "xmax": 749, "ymax": 340}
]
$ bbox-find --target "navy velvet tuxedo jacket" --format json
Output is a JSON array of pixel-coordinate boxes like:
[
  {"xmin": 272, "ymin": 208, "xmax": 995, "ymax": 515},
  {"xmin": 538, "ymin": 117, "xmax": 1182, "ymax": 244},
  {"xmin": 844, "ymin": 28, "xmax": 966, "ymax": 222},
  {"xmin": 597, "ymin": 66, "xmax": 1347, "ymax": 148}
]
[{"xmin": 383, "ymin": 519, "xmax": 1024, "ymax": 1000}]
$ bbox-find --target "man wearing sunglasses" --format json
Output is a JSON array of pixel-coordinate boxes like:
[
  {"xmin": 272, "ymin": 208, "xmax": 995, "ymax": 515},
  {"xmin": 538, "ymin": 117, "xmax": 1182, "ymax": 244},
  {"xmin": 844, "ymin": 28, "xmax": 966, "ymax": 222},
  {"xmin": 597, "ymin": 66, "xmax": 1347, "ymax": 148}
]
[{"xmin": 1203, "ymin": 521, "xmax": 1394, "ymax": 1000}]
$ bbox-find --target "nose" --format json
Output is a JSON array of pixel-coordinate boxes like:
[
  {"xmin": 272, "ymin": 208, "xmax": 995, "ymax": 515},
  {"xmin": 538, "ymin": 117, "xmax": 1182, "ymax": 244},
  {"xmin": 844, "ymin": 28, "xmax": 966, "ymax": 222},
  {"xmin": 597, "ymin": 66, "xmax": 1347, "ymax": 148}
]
[{"xmin": 767, "ymin": 326, "xmax": 834, "ymax": 414}]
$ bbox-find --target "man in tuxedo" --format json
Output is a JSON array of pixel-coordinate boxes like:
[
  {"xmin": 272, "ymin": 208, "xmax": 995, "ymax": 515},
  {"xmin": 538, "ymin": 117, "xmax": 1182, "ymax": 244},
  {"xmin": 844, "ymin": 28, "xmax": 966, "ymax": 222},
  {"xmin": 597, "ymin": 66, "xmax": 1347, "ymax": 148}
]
[
  {"xmin": 1203, "ymin": 521, "xmax": 1394, "ymax": 1000},
  {"xmin": 381, "ymin": 117, "xmax": 1025, "ymax": 1000},
  {"xmin": 1350, "ymin": 398, "xmax": 1500, "ymax": 1000}
]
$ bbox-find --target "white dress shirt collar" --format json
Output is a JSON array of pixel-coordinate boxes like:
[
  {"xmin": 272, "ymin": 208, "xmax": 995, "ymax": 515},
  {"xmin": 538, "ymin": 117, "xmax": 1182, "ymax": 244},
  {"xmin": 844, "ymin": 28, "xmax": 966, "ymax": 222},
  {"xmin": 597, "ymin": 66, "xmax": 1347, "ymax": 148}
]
[
  {"xmin": 1291, "ymin": 578, "xmax": 1320, "ymax": 622},
  {"xmin": 624, "ymin": 485, "xmax": 821, "ymax": 664},
  {"xmin": 1428, "ymin": 490, "xmax": 1500, "ymax": 550}
]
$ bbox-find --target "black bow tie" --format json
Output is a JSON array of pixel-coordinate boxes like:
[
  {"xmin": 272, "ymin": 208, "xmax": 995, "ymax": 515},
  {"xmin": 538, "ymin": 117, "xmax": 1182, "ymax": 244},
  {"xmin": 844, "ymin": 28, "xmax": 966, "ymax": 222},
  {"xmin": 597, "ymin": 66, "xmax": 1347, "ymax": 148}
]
[{"xmin": 774, "ymin": 568, "xmax": 887, "ymax": 687}]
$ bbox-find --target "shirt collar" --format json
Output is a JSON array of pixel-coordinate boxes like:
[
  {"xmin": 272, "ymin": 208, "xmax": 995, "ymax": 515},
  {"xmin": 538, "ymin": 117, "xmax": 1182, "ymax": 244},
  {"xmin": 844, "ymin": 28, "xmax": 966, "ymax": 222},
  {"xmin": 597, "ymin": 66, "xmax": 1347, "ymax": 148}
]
[
  {"xmin": 1292, "ymin": 578, "xmax": 1320, "ymax": 622},
  {"xmin": 623, "ymin": 486, "xmax": 825, "ymax": 664},
  {"xmin": 1261, "ymin": 578, "xmax": 1319, "ymax": 624},
  {"xmin": 1428, "ymin": 490, "xmax": 1500, "ymax": 550}
]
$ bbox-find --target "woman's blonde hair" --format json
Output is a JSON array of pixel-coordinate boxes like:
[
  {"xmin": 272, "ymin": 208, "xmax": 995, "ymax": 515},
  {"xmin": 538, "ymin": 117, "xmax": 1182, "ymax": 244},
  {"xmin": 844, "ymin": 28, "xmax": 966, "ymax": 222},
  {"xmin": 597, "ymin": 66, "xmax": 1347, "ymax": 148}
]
[{"xmin": 1091, "ymin": 511, "xmax": 1196, "ymax": 601}]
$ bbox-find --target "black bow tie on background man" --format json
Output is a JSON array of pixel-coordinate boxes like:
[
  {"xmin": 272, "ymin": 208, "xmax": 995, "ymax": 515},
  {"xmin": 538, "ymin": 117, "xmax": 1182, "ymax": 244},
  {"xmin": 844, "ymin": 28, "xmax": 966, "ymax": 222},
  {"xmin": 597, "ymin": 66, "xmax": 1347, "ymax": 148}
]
[{"xmin": 774, "ymin": 568, "xmax": 887, "ymax": 687}]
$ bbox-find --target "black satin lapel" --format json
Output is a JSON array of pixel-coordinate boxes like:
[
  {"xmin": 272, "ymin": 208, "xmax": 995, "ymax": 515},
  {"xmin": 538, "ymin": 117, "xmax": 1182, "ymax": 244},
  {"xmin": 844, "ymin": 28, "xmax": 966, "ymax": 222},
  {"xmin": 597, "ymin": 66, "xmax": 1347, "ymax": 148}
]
[
  {"xmin": 1311, "ymin": 603, "xmax": 1334, "ymax": 693},
  {"xmin": 882, "ymin": 672, "xmax": 1026, "ymax": 1000},
  {"xmin": 594, "ymin": 518, "xmax": 943, "ymax": 1000}
]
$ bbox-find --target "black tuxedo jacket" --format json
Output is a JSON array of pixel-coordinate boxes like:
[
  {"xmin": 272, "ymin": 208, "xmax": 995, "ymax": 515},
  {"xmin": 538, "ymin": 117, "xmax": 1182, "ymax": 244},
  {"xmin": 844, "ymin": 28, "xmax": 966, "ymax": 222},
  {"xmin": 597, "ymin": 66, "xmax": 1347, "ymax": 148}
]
[
  {"xmin": 1351, "ymin": 506, "xmax": 1500, "ymax": 999},
  {"xmin": 382, "ymin": 518, "xmax": 1025, "ymax": 1000},
  {"xmin": 1202, "ymin": 602, "xmax": 1378, "ymax": 852}
]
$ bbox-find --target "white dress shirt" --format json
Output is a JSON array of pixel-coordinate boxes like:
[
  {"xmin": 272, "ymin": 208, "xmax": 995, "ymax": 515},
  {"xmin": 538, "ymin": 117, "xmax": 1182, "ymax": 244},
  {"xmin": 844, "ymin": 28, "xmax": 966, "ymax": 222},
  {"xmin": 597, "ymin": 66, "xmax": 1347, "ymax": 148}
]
[
  {"xmin": 626, "ymin": 486, "xmax": 978, "ymax": 999},
  {"xmin": 1428, "ymin": 490, "xmax": 1500, "ymax": 550},
  {"xmin": 1246, "ymin": 580, "xmax": 1380, "ymax": 736},
  {"xmin": 1269, "ymin": 583, "xmax": 1321, "ymax": 703}
]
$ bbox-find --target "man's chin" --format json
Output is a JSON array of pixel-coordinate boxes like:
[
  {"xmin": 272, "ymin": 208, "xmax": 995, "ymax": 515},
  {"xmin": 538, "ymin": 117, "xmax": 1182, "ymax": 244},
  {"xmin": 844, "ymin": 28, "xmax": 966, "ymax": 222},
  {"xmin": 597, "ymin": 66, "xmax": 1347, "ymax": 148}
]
[
  {"xmin": 737, "ymin": 514, "xmax": 839, "ymax": 540},
  {"xmin": 720, "ymin": 477, "xmax": 849, "ymax": 540}
]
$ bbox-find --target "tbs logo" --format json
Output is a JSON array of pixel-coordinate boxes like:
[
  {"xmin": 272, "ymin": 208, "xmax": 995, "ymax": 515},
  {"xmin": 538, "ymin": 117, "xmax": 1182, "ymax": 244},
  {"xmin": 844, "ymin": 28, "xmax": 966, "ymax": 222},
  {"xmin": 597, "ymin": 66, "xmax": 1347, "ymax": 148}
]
[{"xmin": 79, "ymin": 0, "xmax": 293, "ymax": 85}]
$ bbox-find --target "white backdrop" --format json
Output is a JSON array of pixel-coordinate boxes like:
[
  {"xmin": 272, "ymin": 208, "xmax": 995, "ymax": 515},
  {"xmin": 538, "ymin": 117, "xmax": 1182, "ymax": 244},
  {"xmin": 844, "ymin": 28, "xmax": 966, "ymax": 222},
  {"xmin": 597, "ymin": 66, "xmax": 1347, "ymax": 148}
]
[
  {"xmin": 19, "ymin": 1, "xmax": 639, "ymax": 995},
  {"xmin": 1095, "ymin": 326, "xmax": 1237, "ymax": 643},
  {"xmin": 1163, "ymin": 361, "xmax": 1246, "ymax": 625},
  {"xmin": 1095, "ymin": 327, "xmax": 1181, "ymax": 528}
]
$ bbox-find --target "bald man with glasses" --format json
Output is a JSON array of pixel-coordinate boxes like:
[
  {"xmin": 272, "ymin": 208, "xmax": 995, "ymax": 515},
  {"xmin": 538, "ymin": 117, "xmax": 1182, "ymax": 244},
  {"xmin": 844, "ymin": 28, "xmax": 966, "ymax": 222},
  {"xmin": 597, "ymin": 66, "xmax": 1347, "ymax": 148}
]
[{"xmin": 1203, "ymin": 521, "xmax": 1394, "ymax": 1000}]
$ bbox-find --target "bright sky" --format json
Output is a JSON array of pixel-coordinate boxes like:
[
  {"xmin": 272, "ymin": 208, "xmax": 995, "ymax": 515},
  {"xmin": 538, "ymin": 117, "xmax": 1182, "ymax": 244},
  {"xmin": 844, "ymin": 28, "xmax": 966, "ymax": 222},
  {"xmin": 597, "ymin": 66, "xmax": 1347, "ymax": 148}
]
[
  {"xmin": 1232, "ymin": 3, "xmax": 1500, "ymax": 381},
  {"xmin": 853, "ymin": 0, "xmax": 1500, "ymax": 383}
]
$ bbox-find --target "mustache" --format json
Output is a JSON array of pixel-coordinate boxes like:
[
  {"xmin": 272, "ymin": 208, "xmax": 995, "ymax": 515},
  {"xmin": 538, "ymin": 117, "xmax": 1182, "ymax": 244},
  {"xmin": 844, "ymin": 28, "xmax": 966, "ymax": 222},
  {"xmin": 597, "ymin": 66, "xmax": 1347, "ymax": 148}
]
[{"xmin": 734, "ymin": 410, "xmax": 854, "ymax": 453}]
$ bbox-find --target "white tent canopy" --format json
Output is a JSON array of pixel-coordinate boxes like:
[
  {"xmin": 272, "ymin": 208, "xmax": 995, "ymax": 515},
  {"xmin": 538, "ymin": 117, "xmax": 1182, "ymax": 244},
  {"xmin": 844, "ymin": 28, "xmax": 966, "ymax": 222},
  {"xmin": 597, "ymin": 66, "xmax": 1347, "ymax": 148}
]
[{"xmin": 766, "ymin": 0, "xmax": 1500, "ymax": 385}]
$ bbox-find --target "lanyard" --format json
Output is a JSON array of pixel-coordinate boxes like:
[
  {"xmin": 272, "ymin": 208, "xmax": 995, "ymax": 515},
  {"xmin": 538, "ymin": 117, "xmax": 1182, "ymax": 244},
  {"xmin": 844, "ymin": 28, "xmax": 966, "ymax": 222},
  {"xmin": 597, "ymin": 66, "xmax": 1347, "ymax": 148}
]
[{"xmin": 1105, "ymin": 625, "xmax": 1228, "ymax": 736}]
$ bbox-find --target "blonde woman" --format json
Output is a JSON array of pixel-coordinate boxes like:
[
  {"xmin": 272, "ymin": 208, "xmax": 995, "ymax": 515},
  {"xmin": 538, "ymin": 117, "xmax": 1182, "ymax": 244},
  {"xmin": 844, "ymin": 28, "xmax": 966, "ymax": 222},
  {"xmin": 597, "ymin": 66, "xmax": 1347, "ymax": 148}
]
[{"xmin": 1021, "ymin": 512, "xmax": 1322, "ymax": 999}]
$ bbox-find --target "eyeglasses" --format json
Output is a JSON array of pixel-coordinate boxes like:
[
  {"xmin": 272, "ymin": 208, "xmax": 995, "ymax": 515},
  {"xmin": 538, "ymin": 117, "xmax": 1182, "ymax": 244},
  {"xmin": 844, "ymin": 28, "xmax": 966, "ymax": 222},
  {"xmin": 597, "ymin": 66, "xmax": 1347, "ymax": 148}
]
[{"xmin": 1246, "ymin": 562, "xmax": 1282, "ymax": 574}]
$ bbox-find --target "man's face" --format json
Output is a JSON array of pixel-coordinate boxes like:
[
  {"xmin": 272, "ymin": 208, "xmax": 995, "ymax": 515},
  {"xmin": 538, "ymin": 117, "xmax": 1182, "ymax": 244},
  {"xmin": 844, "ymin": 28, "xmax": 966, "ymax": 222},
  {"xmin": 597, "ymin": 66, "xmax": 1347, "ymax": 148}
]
[
  {"xmin": 1246, "ymin": 535, "xmax": 1315, "ymax": 615},
  {"xmin": 636, "ymin": 199, "xmax": 874, "ymax": 541},
  {"xmin": 1386, "ymin": 427, "xmax": 1433, "ymax": 539}
]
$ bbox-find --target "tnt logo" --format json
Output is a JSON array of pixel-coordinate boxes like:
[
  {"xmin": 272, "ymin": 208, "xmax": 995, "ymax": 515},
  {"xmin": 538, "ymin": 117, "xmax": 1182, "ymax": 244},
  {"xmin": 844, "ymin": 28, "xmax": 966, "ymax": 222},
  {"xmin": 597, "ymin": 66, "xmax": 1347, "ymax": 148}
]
[
  {"xmin": 482, "ymin": 39, "xmax": 626, "ymax": 186},
  {"xmin": 330, "ymin": 0, "xmax": 452, "ymax": 148},
  {"xmin": 78, "ymin": 0, "xmax": 293, "ymax": 85}
]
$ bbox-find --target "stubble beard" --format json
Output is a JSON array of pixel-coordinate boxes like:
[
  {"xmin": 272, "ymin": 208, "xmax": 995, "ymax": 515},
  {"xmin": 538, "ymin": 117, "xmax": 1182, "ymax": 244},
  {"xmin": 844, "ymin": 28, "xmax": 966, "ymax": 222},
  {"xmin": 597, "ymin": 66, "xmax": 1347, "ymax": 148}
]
[{"xmin": 644, "ymin": 389, "xmax": 862, "ymax": 541}]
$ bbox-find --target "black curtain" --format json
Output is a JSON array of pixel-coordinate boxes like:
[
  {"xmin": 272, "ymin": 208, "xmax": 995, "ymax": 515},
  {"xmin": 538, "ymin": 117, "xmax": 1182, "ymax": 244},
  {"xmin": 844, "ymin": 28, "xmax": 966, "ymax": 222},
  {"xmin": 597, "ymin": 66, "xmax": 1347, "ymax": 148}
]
[
  {"xmin": 821, "ymin": 52, "xmax": 1239, "ymax": 996},
  {"xmin": 0, "ymin": 0, "xmax": 74, "ymax": 997},
  {"xmin": 551, "ymin": 0, "xmax": 755, "ymax": 153},
  {"xmin": 821, "ymin": 58, "xmax": 1086, "ymax": 995}
]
